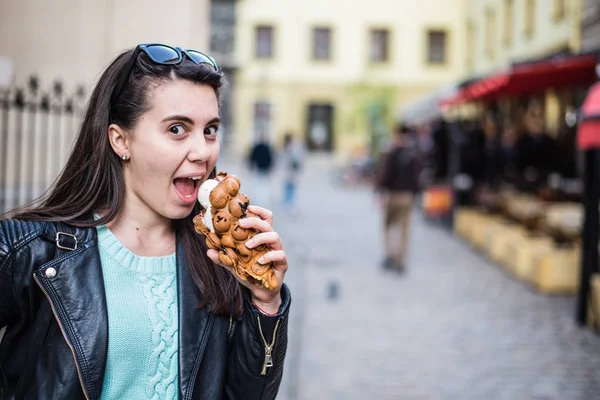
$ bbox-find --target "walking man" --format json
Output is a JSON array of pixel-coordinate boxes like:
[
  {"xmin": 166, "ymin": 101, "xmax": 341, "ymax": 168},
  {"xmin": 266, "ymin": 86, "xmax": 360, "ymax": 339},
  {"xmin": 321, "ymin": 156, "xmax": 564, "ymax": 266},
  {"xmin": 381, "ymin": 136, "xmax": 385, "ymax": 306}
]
[{"xmin": 375, "ymin": 125, "xmax": 421, "ymax": 272}]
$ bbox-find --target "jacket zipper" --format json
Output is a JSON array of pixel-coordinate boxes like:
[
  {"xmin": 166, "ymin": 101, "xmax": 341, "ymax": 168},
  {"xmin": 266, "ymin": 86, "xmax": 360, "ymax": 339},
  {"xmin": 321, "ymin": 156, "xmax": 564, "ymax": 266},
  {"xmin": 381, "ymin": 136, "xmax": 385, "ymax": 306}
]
[
  {"xmin": 33, "ymin": 273, "xmax": 91, "ymax": 400},
  {"xmin": 257, "ymin": 316, "xmax": 280, "ymax": 376},
  {"xmin": 183, "ymin": 314, "xmax": 215, "ymax": 400}
]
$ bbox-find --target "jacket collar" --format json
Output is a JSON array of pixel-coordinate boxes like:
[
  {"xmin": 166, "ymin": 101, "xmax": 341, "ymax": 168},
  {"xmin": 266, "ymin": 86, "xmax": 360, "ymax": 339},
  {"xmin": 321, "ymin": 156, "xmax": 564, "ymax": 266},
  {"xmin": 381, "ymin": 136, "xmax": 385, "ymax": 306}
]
[{"xmin": 35, "ymin": 223, "xmax": 107, "ymax": 400}]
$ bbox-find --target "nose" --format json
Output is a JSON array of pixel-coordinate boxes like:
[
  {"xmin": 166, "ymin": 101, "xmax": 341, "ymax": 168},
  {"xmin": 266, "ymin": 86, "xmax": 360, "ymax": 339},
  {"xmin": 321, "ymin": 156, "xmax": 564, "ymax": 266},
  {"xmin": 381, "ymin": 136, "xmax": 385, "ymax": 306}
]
[{"xmin": 187, "ymin": 133, "xmax": 212, "ymax": 162}]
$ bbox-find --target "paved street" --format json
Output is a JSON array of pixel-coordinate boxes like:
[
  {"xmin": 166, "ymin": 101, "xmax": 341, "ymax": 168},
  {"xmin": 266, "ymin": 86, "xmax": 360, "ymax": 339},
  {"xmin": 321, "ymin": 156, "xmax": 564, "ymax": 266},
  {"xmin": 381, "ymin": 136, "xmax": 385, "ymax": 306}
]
[{"xmin": 219, "ymin": 151, "xmax": 600, "ymax": 400}]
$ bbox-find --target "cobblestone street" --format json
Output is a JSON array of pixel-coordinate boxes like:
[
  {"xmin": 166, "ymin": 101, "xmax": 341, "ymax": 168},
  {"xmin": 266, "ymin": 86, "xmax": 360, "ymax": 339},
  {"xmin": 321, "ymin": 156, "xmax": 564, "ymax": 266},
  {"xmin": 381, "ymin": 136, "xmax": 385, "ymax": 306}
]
[{"xmin": 220, "ymin": 152, "xmax": 600, "ymax": 400}]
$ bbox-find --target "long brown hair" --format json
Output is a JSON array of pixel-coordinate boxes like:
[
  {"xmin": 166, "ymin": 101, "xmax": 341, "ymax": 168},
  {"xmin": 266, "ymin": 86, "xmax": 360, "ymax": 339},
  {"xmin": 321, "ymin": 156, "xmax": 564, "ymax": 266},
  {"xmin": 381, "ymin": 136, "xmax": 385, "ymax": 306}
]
[{"xmin": 5, "ymin": 48, "xmax": 243, "ymax": 316}]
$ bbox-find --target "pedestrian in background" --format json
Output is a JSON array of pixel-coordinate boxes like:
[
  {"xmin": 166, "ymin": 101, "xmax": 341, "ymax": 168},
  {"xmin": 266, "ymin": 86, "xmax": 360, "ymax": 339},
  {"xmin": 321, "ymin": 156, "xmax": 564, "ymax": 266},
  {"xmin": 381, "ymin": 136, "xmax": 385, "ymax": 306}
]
[
  {"xmin": 0, "ymin": 43, "xmax": 290, "ymax": 399},
  {"xmin": 281, "ymin": 132, "xmax": 304, "ymax": 214},
  {"xmin": 375, "ymin": 124, "xmax": 421, "ymax": 272},
  {"xmin": 248, "ymin": 132, "xmax": 275, "ymax": 207}
]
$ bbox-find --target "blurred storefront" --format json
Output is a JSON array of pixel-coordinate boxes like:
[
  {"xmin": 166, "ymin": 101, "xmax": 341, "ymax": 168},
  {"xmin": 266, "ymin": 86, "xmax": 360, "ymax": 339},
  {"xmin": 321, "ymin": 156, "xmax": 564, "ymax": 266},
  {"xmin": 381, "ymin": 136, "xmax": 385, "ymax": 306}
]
[
  {"xmin": 396, "ymin": 0, "xmax": 600, "ymax": 330},
  {"xmin": 441, "ymin": 50, "xmax": 594, "ymax": 204},
  {"xmin": 437, "ymin": 51, "xmax": 595, "ymax": 325}
]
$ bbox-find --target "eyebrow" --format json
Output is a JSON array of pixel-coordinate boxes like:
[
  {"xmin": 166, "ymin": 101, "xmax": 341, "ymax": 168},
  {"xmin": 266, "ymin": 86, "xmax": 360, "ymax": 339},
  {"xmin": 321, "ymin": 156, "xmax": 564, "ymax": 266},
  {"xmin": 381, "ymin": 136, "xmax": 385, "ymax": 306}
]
[
  {"xmin": 160, "ymin": 115, "xmax": 221, "ymax": 126},
  {"xmin": 161, "ymin": 115, "xmax": 195, "ymax": 125}
]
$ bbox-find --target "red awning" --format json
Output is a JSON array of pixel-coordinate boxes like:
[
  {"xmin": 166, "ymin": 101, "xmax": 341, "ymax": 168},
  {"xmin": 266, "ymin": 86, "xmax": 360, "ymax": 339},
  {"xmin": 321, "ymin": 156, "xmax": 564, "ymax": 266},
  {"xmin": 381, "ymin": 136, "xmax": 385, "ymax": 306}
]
[
  {"xmin": 578, "ymin": 82, "xmax": 600, "ymax": 150},
  {"xmin": 441, "ymin": 54, "xmax": 597, "ymax": 106},
  {"xmin": 464, "ymin": 73, "xmax": 510, "ymax": 100}
]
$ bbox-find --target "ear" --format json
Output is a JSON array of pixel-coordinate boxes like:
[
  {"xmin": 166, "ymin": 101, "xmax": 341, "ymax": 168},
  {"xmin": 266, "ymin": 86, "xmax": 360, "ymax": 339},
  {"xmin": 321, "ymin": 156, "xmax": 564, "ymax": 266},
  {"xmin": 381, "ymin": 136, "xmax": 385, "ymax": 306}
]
[{"xmin": 108, "ymin": 123, "xmax": 130, "ymax": 159}]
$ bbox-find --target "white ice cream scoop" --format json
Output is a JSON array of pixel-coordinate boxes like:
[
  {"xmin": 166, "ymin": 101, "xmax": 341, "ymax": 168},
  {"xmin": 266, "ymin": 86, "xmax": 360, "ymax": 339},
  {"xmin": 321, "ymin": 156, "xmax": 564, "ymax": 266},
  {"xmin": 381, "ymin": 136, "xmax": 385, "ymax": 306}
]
[{"xmin": 197, "ymin": 179, "xmax": 219, "ymax": 233}]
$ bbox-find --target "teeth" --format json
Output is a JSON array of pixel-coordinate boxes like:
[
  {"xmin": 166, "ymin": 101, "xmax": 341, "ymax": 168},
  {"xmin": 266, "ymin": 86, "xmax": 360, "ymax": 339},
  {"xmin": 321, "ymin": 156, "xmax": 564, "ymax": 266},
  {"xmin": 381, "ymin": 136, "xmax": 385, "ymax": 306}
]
[{"xmin": 190, "ymin": 176, "xmax": 203, "ymax": 181}]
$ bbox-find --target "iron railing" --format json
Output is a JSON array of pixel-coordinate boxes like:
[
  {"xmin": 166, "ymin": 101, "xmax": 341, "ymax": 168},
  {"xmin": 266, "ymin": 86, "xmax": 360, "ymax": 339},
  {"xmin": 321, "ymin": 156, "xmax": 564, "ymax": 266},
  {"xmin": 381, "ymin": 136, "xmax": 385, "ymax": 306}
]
[{"xmin": 0, "ymin": 77, "xmax": 86, "ymax": 214}]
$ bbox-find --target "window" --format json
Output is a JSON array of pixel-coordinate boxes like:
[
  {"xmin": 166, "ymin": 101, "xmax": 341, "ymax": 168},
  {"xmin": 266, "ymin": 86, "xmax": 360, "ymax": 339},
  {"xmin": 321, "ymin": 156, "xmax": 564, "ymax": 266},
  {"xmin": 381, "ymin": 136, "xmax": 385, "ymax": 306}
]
[
  {"xmin": 312, "ymin": 27, "xmax": 332, "ymax": 60},
  {"xmin": 553, "ymin": 0, "xmax": 566, "ymax": 21},
  {"xmin": 369, "ymin": 29, "xmax": 390, "ymax": 63},
  {"xmin": 427, "ymin": 30, "xmax": 447, "ymax": 65},
  {"xmin": 255, "ymin": 26, "xmax": 274, "ymax": 59},
  {"xmin": 504, "ymin": 0, "xmax": 513, "ymax": 45},
  {"xmin": 253, "ymin": 101, "xmax": 272, "ymax": 141},
  {"xmin": 485, "ymin": 8, "xmax": 496, "ymax": 59},
  {"xmin": 524, "ymin": 0, "xmax": 535, "ymax": 38}
]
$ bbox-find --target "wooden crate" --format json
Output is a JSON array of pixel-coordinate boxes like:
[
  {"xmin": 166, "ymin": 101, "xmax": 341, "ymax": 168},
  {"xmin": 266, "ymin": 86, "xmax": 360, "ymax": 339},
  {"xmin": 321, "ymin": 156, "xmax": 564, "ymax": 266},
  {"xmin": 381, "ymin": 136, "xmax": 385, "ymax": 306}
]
[
  {"xmin": 533, "ymin": 247, "xmax": 580, "ymax": 294},
  {"xmin": 454, "ymin": 208, "xmax": 480, "ymax": 241},
  {"xmin": 497, "ymin": 229, "xmax": 531, "ymax": 272},
  {"xmin": 463, "ymin": 212, "xmax": 490, "ymax": 246},
  {"xmin": 487, "ymin": 224, "xmax": 527, "ymax": 268},
  {"xmin": 481, "ymin": 219, "xmax": 511, "ymax": 253},
  {"xmin": 472, "ymin": 215, "xmax": 505, "ymax": 251},
  {"xmin": 510, "ymin": 235, "xmax": 554, "ymax": 282},
  {"xmin": 587, "ymin": 274, "xmax": 600, "ymax": 333}
]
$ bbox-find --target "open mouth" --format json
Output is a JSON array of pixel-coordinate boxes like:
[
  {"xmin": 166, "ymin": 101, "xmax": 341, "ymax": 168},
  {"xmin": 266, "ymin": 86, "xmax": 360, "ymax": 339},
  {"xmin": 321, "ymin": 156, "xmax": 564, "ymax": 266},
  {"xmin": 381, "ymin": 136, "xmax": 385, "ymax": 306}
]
[{"xmin": 173, "ymin": 176, "xmax": 203, "ymax": 201}]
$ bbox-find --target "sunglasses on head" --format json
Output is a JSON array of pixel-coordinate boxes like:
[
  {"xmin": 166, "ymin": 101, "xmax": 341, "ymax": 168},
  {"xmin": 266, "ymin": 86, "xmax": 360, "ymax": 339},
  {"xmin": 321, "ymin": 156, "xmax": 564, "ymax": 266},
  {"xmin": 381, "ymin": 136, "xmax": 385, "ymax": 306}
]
[{"xmin": 111, "ymin": 43, "xmax": 219, "ymax": 102}]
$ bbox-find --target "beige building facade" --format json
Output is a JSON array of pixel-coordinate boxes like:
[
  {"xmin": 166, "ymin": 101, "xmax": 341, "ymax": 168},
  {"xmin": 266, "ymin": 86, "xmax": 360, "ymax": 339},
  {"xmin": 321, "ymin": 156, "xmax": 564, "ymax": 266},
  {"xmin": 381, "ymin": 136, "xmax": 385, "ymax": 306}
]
[
  {"xmin": 0, "ymin": 0, "xmax": 210, "ymax": 91},
  {"xmin": 465, "ymin": 0, "xmax": 582, "ymax": 76},
  {"xmin": 461, "ymin": 0, "xmax": 585, "ymax": 135},
  {"xmin": 233, "ymin": 0, "xmax": 467, "ymax": 156}
]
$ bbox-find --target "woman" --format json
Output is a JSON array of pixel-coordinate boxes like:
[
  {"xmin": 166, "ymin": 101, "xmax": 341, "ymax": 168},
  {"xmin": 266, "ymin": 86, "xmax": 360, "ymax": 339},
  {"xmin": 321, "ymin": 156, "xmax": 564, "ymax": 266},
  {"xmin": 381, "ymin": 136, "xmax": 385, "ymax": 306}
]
[{"xmin": 0, "ymin": 44, "xmax": 290, "ymax": 399}]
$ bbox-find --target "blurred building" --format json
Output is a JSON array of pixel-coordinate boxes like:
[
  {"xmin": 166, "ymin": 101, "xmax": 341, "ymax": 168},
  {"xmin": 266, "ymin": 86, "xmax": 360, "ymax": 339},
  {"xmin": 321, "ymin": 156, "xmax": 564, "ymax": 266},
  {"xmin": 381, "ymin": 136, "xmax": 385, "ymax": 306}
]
[
  {"xmin": 581, "ymin": 0, "xmax": 600, "ymax": 52},
  {"xmin": 232, "ymin": 0, "xmax": 467, "ymax": 156},
  {"xmin": 210, "ymin": 0, "xmax": 238, "ymax": 148},
  {"xmin": 0, "ymin": 0, "xmax": 211, "ymax": 92},
  {"xmin": 465, "ymin": 0, "xmax": 581, "ymax": 76}
]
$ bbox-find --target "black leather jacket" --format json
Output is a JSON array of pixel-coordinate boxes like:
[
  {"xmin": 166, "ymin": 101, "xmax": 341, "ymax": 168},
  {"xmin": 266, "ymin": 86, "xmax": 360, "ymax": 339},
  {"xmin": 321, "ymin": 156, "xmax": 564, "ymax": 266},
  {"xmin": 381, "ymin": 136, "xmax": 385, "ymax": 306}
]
[{"xmin": 0, "ymin": 220, "xmax": 291, "ymax": 400}]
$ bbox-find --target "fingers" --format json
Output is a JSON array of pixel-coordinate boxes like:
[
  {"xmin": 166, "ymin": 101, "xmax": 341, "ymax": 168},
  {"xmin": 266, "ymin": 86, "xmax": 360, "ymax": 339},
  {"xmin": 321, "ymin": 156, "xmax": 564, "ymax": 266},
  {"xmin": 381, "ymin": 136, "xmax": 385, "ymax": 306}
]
[
  {"xmin": 247, "ymin": 205, "xmax": 273, "ymax": 223},
  {"xmin": 245, "ymin": 231, "xmax": 282, "ymax": 250},
  {"xmin": 258, "ymin": 250, "xmax": 288, "ymax": 272},
  {"xmin": 238, "ymin": 216, "xmax": 273, "ymax": 233},
  {"xmin": 207, "ymin": 248, "xmax": 220, "ymax": 263},
  {"xmin": 207, "ymin": 204, "xmax": 287, "ymax": 294}
]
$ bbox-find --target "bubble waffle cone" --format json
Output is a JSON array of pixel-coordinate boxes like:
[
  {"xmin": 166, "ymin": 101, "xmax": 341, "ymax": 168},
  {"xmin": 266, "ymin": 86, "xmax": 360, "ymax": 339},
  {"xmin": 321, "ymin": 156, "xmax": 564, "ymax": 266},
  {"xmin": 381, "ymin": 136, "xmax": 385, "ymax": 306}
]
[{"xmin": 193, "ymin": 172, "xmax": 278, "ymax": 290}]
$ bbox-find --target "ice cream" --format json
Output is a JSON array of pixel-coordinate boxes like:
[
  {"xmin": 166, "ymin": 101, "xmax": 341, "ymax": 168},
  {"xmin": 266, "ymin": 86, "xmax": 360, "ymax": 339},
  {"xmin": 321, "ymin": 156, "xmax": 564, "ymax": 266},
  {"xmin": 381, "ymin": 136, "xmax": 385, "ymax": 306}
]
[{"xmin": 197, "ymin": 178, "xmax": 219, "ymax": 233}]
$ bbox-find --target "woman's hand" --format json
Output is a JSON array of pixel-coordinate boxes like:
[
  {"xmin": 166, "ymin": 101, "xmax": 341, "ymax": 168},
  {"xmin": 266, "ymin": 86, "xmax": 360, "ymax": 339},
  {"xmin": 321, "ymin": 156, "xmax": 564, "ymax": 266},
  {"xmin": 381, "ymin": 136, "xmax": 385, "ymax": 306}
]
[{"xmin": 207, "ymin": 205, "xmax": 288, "ymax": 314}]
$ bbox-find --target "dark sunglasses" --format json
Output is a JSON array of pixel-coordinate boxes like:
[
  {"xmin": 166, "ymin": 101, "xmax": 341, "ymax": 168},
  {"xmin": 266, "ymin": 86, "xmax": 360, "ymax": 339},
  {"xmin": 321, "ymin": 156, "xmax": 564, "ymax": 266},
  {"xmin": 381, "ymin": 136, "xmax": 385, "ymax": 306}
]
[{"xmin": 111, "ymin": 43, "xmax": 219, "ymax": 102}]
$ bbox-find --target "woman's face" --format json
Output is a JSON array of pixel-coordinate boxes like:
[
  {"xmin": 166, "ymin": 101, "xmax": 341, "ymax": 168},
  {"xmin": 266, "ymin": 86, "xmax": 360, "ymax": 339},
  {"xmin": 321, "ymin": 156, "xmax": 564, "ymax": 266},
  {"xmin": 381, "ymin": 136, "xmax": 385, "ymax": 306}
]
[{"xmin": 120, "ymin": 80, "xmax": 220, "ymax": 220}]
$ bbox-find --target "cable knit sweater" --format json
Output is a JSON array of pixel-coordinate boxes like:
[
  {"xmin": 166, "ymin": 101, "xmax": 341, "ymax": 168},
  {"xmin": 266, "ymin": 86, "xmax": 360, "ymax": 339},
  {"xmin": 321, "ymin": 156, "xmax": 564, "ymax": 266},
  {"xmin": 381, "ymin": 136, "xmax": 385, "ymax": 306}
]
[{"xmin": 96, "ymin": 224, "xmax": 179, "ymax": 400}]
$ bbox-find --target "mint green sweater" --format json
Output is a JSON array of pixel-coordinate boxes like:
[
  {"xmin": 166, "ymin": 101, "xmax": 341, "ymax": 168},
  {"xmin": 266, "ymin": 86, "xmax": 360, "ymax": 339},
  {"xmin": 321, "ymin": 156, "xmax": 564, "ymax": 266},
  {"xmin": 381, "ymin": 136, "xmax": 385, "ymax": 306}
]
[{"xmin": 96, "ymin": 224, "xmax": 179, "ymax": 400}]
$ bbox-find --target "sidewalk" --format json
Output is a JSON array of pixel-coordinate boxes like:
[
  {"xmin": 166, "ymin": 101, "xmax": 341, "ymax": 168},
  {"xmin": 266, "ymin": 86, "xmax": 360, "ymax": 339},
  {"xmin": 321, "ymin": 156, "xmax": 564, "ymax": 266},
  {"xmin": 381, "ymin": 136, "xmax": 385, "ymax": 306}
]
[{"xmin": 219, "ymin": 151, "xmax": 600, "ymax": 400}]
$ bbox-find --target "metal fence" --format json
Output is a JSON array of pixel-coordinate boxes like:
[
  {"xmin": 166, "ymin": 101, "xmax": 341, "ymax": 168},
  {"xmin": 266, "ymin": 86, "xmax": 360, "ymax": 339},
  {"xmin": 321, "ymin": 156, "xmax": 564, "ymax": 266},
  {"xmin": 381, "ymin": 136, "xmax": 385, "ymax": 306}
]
[{"xmin": 0, "ymin": 77, "xmax": 86, "ymax": 214}]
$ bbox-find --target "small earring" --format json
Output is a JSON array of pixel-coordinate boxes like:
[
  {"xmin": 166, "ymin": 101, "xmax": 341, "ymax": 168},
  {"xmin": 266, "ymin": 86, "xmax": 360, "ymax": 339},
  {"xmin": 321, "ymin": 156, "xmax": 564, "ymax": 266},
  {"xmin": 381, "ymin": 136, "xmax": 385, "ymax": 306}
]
[{"xmin": 121, "ymin": 154, "xmax": 128, "ymax": 160}]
